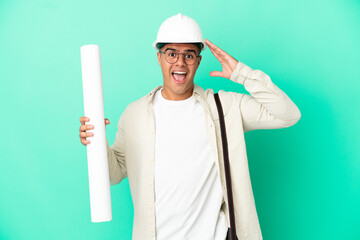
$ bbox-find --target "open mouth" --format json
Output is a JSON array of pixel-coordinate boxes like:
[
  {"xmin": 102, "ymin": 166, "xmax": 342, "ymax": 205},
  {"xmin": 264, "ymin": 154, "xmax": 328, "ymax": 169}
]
[{"xmin": 172, "ymin": 71, "xmax": 188, "ymax": 84}]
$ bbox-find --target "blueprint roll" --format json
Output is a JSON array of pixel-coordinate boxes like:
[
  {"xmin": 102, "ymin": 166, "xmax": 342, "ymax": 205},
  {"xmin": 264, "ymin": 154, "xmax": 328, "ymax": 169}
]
[{"xmin": 80, "ymin": 44, "xmax": 112, "ymax": 222}]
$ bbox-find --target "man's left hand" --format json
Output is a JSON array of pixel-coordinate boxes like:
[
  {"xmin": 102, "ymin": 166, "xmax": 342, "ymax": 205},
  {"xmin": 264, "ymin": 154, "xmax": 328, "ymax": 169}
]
[{"xmin": 205, "ymin": 39, "xmax": 239, "ymax": 79}]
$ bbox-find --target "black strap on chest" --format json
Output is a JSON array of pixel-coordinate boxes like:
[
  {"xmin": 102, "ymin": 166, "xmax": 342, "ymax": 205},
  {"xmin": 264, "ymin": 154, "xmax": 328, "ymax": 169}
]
[{"xmin": 214, "ymin": 93, "xmax": 238, "ymax": 240}]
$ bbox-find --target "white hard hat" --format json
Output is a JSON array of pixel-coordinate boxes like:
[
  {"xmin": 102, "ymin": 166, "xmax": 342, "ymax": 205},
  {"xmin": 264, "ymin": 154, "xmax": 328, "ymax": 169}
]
[{"xmin": 153, "ymin": 13, "xmax": 207, "ymax": 51}]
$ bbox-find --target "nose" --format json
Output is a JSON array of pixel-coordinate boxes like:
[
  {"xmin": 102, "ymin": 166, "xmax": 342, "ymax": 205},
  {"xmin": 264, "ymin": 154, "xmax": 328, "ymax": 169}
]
[{"xmin": 175, "ymin": 53, "xmax": 186, "ymax": 66}]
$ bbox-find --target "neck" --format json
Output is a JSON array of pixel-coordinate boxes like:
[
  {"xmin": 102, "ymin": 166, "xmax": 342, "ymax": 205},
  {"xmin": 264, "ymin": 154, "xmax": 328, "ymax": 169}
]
[{"xmin": 161, "ymin": 86, "xmax": 194, "ymax": 101}]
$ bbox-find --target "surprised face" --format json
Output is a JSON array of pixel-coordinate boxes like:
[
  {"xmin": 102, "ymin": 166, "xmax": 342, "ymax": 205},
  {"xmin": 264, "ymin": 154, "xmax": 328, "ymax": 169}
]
[{"xmin": 157, "ymin": 43, "xmax": 202, "ymax": 101}]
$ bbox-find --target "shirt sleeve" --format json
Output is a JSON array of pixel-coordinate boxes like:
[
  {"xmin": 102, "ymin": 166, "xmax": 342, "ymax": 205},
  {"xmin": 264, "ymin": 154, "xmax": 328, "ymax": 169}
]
[
  {"xmin": 230, "ymin": 61, "xmax": 301, "ymax": 132},
  {"xmin": 106, "ymin": 113, "xmax": 127, "ymax": 185}
]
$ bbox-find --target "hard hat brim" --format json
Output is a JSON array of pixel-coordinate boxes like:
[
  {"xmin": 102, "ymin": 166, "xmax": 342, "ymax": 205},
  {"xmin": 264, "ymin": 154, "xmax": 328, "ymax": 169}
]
[{"xmin": 153, "ymin": 41, "xmax": 207, "ymax": 51}]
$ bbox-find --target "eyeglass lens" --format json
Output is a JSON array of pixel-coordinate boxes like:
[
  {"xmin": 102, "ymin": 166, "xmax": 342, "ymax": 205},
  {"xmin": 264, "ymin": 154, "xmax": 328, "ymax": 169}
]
[{"xmin": 165, "ymin": 50, "xmax": 197, "ymax": 65}]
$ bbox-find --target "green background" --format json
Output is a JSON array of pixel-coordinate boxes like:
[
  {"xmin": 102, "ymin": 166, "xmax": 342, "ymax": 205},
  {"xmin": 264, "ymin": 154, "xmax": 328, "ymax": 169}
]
[{"xmin": 1, "ymin": 0, "xmax": 359, "ymax": 239}]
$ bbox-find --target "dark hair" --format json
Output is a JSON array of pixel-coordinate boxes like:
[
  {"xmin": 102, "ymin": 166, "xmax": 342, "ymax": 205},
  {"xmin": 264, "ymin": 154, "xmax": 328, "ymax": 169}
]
[{"xmin": 157, "ymin": 42, "xmax": 203, "ymax": 54}]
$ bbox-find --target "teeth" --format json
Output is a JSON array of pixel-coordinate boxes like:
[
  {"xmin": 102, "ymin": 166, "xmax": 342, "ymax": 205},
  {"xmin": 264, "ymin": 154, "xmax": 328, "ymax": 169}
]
[{"xmin": 173, "ymin": 71, "xmax": 186, "ymax": 75}]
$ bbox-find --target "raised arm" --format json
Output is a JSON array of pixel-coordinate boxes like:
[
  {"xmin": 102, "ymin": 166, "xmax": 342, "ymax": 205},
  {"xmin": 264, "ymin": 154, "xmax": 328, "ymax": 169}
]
[{"xmin": 205, "ymin": 39, "xmax": 301, "ymax": 132}]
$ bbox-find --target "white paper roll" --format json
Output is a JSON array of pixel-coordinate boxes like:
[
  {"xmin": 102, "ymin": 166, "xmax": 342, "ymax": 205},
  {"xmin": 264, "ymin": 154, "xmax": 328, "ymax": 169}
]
[{"xmin": 80, "ymin": 44, "xmax": 112, "ymax": 222}]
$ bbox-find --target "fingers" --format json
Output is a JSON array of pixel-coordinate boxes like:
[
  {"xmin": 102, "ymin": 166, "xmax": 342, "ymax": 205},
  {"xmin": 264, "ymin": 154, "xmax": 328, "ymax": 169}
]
[
  {"xmin": 79, "ymin": 116, "xmax": 93, "ymax": 146},
  {"xmin": 80, "ymin": 117, "xmax": 110, "ymax": 125},
  {"xmin": 206, "ymin": 39, "xmax": 239, "ymax": 78},
  {"xmin": 208, "ymin": 45, "xmax": 223, "ymax": 62},
  {"xmin": 206, "ymin": 41, "xmax": 229, "ymax": 65},
  {"xmin": 206, "ymin": 39, "xmax": 236, "ymax": 63},
  {"xmin": 79, "ymin": 116, "xmax": 90, "ymax": 125},
  {"xmin": 210, "ymin": 71, "xmax": 225, "ymax": 78},
  {"xmin": 79, "ymin": 131, "xmax": 94, "ymax": 138},
  {"xmin": 79, "ymin": 125, "xmax": 94, "ymax": 146},
  {"xmin": 206, "ymin": 40, "xmax": 221, "ymax": 58},
  {"xmin": 205, "ymin": 39, "xmax": 225, "ymax": 56},
  {"xmin": 205, "ymin": 39, "xmax": 217, "ymax": 49},
  {"xmin": 79, "ymin": 124, "xmax": 94, "ymax": 132},
  {"xmin": 81, "ymin": 139, "xmax": 91, "ymax": 145},
  {"xmin": 80, "ymin": 136, "xmax": 92, "ymax": 145},
  {"xmin": 79, "ymin": 116, "xmax": 109, "ymax": 146},
  {"xmin": 206, "ymin": 40, "xmax": 225, "ymax": 78}
]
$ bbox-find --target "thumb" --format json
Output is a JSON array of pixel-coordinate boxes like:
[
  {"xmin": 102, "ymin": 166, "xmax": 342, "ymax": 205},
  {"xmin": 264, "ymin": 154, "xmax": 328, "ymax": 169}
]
[{"xmin": 209, "ymin": 71, "xmax": 224, "ymax": 77}]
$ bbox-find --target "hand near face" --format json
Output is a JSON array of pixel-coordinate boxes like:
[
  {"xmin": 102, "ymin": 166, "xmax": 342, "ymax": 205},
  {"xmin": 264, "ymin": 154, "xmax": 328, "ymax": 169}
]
[{"xmin": 205, "ymin": 39, "xmax": 238, "ymax": 79}]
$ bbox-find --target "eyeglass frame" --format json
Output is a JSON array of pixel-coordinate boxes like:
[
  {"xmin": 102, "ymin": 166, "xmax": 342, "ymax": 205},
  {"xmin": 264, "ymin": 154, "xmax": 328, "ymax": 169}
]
[{"xmin": 158, "ymin": 49, "xmax": 201, "ymax": 66}]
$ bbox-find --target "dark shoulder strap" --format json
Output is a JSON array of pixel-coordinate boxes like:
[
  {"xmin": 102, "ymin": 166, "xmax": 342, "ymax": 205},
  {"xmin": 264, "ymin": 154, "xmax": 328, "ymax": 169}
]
[{"xmin": 214, "ymin": 93, "xmax": 238, "ymax": 240}]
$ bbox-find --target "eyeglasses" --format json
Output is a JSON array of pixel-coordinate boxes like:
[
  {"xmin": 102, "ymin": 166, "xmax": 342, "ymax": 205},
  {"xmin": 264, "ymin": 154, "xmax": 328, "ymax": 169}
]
[{"xmin": 159, "ymin": 49, "xmax": 200, "ymax": 65}]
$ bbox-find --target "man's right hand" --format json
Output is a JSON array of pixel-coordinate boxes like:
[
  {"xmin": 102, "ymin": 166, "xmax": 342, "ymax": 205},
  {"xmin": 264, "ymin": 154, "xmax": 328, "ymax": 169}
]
[{"xmin": 79, "ymin": 116, "xmax": 110, "ymax": 146}]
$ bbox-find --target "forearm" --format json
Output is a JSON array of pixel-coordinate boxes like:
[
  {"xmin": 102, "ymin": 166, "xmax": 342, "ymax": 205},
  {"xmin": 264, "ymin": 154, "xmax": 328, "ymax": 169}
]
[
  {"xmin": 106, "ymin": 139, "xmax": 127, "ymax": 185},
  {"xmin": 231, "ymin": 61, "xmax": 301, "ymax": 131}
]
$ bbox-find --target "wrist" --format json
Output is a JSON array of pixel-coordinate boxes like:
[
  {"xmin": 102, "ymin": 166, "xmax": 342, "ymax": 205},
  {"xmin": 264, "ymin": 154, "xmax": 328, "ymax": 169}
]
[{"xmin": 230, "ymin": 61, "xmax": 252, "ymax": 85}]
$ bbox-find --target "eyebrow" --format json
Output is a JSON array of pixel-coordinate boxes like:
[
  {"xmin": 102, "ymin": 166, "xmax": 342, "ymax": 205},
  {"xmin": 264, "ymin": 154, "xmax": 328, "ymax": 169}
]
[{"xmin": 164, "ymin": 48, "xmax": 197, "ymax": 54}]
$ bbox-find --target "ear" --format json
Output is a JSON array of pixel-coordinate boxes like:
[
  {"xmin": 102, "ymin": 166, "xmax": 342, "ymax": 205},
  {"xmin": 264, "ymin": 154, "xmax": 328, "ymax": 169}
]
[
  {"xmin": 197, "ymin": 55, "xmax": 202, "ymax": 67},
  {"xmin": 157, "ymin": 52, "xmax": 161, "ymax": 66}
]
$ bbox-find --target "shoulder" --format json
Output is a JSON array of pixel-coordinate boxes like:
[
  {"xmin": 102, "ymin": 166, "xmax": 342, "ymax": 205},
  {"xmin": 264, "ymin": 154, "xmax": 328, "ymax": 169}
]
[
  {"xmin": 126, "ymin": 95, "xmax": 148, "ymax": 111},
  {"xmin": 121, "ymin": 85, "xmax": 161, "ymax": 119},
  {"xmin": 116, "ymin": 93, "xmax": 150, "ymax": 129},
  {"xmin": 202, "ymin": 87, "xmax": 245, "ymax": 115},
  {"xmin": 121, "ymin": 96, "xmax": 148, "ymax": 123}
]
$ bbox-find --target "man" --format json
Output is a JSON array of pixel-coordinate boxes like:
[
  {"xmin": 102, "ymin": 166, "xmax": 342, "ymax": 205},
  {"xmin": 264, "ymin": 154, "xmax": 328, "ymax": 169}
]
[{"xmin": 79, "ymin": 13, "xmax": 301, "ymax": 240}]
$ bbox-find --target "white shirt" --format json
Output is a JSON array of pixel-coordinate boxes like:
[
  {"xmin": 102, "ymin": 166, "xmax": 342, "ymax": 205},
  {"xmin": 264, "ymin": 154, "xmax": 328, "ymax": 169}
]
[{"xmin": 153, "ymin": 89, "xmax": 228, "ymax": 240}]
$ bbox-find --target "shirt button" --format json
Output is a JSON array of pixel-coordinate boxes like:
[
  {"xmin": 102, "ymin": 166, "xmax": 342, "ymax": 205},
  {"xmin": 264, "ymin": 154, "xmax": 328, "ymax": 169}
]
[
  {"xmin": 149, "ymin": 159, "xmax": 154, "ymax": 163},
  {"xmin": 150, "ymin": 205, "xmax": 153, "ymax": 210}
]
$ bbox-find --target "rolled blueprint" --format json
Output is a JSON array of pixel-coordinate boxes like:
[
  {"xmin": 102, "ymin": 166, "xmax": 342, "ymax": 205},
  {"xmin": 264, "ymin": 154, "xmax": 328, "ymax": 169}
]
[{"xmin": 80, "ymin": 44, "xmax": 112, "ymax": 222}]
